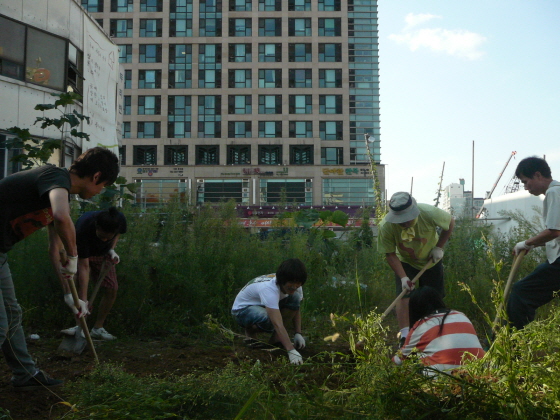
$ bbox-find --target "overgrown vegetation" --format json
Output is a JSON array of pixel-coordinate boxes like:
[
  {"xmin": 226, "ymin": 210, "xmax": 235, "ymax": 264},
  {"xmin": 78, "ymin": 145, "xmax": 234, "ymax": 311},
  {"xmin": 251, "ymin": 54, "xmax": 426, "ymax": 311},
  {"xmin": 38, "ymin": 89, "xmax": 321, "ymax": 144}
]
[{"xmin": 9, "ymin": 202, "xmax": 560, "ymax": 419}]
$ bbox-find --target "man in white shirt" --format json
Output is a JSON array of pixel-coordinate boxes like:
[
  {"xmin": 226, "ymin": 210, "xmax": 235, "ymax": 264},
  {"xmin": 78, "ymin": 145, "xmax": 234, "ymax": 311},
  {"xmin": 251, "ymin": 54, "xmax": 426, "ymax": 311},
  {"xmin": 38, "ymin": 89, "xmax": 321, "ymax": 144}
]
[
  {"xmin": 232, "ymin": 258, "xmax": 307, "ymax": 365},
  {"xmin": 508, "ymin": 156, "xmax": 560, "ymax": 329}
]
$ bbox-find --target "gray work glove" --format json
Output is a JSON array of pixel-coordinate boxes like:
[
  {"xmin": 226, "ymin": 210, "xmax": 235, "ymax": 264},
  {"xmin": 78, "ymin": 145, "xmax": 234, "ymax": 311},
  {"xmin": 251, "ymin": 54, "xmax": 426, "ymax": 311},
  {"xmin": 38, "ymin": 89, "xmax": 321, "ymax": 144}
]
[
  {"xmin": 60, "ymin": 255, "xmax": 78, "ymax": 279},
  {"xmin": 64, "ymin": 293, "xmax": 89, "ymax": 318},
  {"xmin": 513, "ymin": 240, "xmax": 533, "ymax": 255},
  {"xmin": 401, "ymin": 276, "xmax": 414, "ymax": 291},
  {"xmin": 288, "ymin": 349, "xmax": 303, "ymax": 365},
  {"xmin": 293, "ymin": 333, "xmax": 306, "ymax": 349},
  {"xmin": 429, "ymin": 246, "xmax": 444, "ymax": 263},
  {"xmin": 108, "ymin": 249, "xmax": 120, "ymax": 264}
]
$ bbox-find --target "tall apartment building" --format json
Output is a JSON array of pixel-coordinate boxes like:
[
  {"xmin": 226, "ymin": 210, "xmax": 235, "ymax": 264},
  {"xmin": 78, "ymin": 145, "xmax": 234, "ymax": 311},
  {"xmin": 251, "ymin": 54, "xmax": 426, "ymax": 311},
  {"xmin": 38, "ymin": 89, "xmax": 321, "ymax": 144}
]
[{"xmin": 85, "ymin": 0, "xmax": 383, "ymax": 209}]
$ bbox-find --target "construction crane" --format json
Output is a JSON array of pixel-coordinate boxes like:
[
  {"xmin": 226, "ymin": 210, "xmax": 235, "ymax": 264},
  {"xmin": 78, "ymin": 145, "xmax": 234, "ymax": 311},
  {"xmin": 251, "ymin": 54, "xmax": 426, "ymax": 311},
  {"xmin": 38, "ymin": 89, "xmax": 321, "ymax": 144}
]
[
  {"xmin": 476, "ymin": 151, "xmax": 516, "ymax": 218},
  {"xmin": 434, "ymin": 162, "xmax": 445, "ymax": 207}
]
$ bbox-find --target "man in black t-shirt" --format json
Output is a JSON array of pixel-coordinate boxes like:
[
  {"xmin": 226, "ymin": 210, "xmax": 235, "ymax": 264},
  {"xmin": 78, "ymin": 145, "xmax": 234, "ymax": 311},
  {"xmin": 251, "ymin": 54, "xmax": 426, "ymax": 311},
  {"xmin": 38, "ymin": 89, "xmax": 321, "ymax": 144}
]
[
  {"xmin": 59, "ymin": 207, "xmax": 127, "ymax": 340},
  {"xmin": 0, "ymin": 147, "xmax": 119, "ymax": 391}
]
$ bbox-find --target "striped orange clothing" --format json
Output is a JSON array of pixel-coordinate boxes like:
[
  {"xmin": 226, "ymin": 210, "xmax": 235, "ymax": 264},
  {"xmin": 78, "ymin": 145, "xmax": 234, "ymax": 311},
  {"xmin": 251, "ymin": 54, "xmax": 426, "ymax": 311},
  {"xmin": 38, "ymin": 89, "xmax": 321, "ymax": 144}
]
[{"xmin": 392, "ymin": 310, "xmax": 485, "ymax": 374}]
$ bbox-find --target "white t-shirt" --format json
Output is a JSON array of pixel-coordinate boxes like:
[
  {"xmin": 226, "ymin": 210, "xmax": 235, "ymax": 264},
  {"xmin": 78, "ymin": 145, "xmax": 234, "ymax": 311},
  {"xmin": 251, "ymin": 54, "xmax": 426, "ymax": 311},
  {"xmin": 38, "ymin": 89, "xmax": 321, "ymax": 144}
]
[
  {"xmin": 232, "ymin": 274, "xmax": 304, "ymax": 311},
  {"xmin": 543, "ymin": 180, "xmax": 560, "ymax": 264}
]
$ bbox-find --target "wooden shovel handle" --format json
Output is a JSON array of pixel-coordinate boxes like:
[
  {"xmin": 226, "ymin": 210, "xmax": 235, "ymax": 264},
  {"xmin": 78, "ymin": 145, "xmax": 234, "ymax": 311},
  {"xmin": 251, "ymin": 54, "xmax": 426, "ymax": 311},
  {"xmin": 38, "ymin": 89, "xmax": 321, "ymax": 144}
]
[{"xmin": 492, "ymin": 250, "xmax": 527, "ymax": 332}]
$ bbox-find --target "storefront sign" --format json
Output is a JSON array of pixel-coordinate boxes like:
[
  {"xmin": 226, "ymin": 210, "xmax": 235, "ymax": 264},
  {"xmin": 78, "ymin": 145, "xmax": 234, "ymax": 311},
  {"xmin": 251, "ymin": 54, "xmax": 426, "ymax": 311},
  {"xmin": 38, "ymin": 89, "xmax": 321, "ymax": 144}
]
[
  {"xmin": 322, "ymin": 168, "xmax": 371, "ymax": 176},
  {"xmin": 137, "ymin": 167, "xmax": 159, "ymax": 176}
]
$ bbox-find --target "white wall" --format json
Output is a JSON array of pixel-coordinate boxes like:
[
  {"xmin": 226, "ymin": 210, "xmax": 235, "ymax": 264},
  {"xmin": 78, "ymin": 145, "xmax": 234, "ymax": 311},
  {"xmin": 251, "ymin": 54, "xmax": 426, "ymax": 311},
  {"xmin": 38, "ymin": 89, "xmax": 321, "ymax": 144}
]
[{"xmin": 479, "ymin": 190, "xmax": 544, "ymax": 234}]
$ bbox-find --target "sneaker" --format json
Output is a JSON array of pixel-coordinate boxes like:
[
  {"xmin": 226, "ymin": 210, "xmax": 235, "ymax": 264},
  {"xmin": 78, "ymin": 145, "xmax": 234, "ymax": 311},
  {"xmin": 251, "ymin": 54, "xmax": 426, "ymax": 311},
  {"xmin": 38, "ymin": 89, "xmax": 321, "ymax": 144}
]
[
  {"xmin": 60, "ymin": 326, "xmax": 85, "ymax": 338},
  {"xmin": 13, "ymin": 370, "xmax": 63, "ymax": 392},
  {"xmin": 90, "ymin": 327, "xmax": 116, "ymax": 341}
]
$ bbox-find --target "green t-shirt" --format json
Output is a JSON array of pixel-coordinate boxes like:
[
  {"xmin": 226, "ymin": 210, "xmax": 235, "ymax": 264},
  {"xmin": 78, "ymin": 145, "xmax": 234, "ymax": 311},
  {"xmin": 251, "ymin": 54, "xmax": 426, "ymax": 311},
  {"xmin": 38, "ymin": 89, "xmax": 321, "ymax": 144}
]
[{"xmin": 377, "ymin": 203, "xmax": 453, "ymax": 270}]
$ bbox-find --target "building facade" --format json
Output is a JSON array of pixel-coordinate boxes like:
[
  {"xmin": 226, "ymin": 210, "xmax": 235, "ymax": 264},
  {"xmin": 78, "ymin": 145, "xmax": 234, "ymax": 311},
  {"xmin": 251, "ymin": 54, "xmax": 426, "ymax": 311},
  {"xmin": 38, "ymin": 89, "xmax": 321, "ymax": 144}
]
[
  {"xmin": 85, "ymin": 0, "xmax": 383, "ymax": 208},
  {"xmin": 0, "ymin": 0, "xmax": 121, "ymax": 179},
  {"xmin": 442, "ymin": 178, "xmax": 483, "ymax": 217}
]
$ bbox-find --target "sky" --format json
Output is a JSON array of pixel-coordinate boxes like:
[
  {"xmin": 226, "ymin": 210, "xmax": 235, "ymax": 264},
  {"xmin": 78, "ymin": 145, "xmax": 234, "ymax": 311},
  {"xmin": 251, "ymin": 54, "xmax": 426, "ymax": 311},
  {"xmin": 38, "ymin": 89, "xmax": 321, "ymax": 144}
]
[{"xmin": 378, "ymin": 0, "xmax": 560, "ymax": 206}]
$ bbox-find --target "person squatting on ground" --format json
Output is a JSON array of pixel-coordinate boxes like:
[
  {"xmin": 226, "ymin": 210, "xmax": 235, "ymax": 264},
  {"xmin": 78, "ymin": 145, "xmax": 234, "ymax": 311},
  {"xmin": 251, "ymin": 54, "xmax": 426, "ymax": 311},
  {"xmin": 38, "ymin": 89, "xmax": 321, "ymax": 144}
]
[
  {"xmin": 392, "ymin": 287, "xmax": 485, "ymax": 375},
  {"xmin": 507, "ymin": 156, "xmax": 560, "ymax": 329},
  {"xmin": 54, "ymin": 206, "xmax": 127, "ymax": 341},
  {"xmin": 0, "ymin": 147, "xmax": 119, "ymax": 390},
  {"xmin": 377, "ymin": 191, "xmax": 455, "ymax": 346},
  {"xmin": 231, "ymin": 258, "xmax": 307, "ymax": 365}
]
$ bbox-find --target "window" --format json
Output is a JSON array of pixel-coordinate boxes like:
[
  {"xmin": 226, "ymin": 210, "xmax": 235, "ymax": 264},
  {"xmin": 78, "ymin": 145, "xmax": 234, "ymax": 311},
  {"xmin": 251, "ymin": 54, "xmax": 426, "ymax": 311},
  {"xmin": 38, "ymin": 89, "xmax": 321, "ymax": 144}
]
[
  {"xmin": 228, "ymin": 95, "xmax": 252, "ymax": 114},
  {"xmin": 196, "ymin": 145, "xmax": 219, "ymax": 165},
  {"xmin": 0, "ymin": 17, "xmax": 25, "ymax": 81},
  {"xmin": 170, "ymin": 17, "xmax": 193, "ymax": 37},
  {"xmin": 138, "ymin": 70, "xmax": 162, "ymax": 88},
  {"xmin": 229, "ymin": 18, "xmax": 252, "ymax": 36},
  {"xmin": 138, "ymin": 96, "xmax": 161, "ymax": 115},
  {"xmin": 133, "ymin": 146, "xmax": 157, "ymax": 165},
  {"xmin": 82, "ymin": 0, "xmax": 103, "ymax": 12},
  {"xmin": 228, "ymin": 122, "xmax": 252, "ymax": 138},
  {"xmin": 319, "ymin": 69, "xmax": 342, "ymax": 88},
  {"xmin": 289, "ymin": 69, "xmax": 312, "ymax": 88},
  {"xmin": 318, "ymin": 0, "xmax": 340, "ymax": 11},
  {"xmin": 258, "ymin": 43, "xmax": 281, "ymax": 62},
  {"xmin": 321, "ymin": 147, "xmax": 343, "ymax": 165},
  {"xmin": 290, "ymin": 145, "xmax": 313, "ymax": 165},
  {"xmin": 259, "ymin": 0, "xmax": 281, "ymax": 11},
  {"xmin": 122, "ymin": 122, "xmax": 131, "ymax": 138},
  {"xmin": 124, "ymin": 70, "xmax": 132, "ymax": 88},
  {"xmin": 118, "ymin": 45, "xmax": 132, "ymax": 63},
  {"xmin": 139, "ymin": 44, "xmax": 162, "ymax": 63},
  {"xmin": 110, "ymin": 19, "xmax": 132, "ymax": 37},
  {"xmin": 258, "ymin": 121, "xmax": 282, "ymax": 138},
  {"xmin": 169, "ymin": 44, "xmax": 192, "ymax": 89},
  {"xmin": 289, "ymin": 95, "xmax": 312, "ymax": 114},
  {"xmin": 323, "ymin": 179, "xmax": 374, "ymax": 206},
  {"xmin": 137, "ymin": 122, "xmax": 161, "ymax": 138},
  {"xmin": 165, "ymin": 146, "xmax": 188, "ymax": 165},
  {"xmin": 170, "ymin": 0, "xmax": 193, "ymax": 37},
  {"xmin": 111, "ymin": 0, "xmax": 133, "ymax": 12},
  {"xmin": 258, "ymin": 145, "xmax": 282, "ymax": 165},
  {"xmin": 260, "ymin": 179, "xmax": 311, "ymax": 204},
  {"xmin": 200, "ymin": 18, "xmax": 222, "ymax": 37},
  {"xmin": 197, "ymin": 179, "xmax": 247, "ymax": 203},
  {"xmin": 67, "ymin": 43, "xmax": 84, "ymax": 94},
  {"xmin": 320, "ymin": 121, "xmax": 343, "ymax": 140},
  {"xmin": 25, "ymin": 28, "xmax": 67, "ymax": 90},
  {"xmin": 96, "ymin": 18, "xmax": 103, "ymax": 27},
  {"xmin": 289, "ymin": 121, "xmax": 313, "ymax": 138},
  {"xmin": 228, "ymin": 69, "xmax": 252, "ymax": 88},
  {"xmin": 319, "ymin": 95, "xmax": 342, "ymax": 114},
  {"xmin": 319, "ymin": 18, "xmax": 341, "ymax": 36},
  {"xmin": 168, "ymin": 96, "xmax": 192, "ymax": 138},
  {"xmin": 229, "ymin": 0, "xmax": 251, "ymax": 11},
  {"xmin": 198, "ymin": 96, "xmax": 221, "ymax": 138},
  {"xmin": 319, "ymin": 43, "xmax": 342, "ymax": 62},
  {"xmin": 229, "ymin": 44, "xmax": 252, "ymax": 62},
  {"xmin": 258, "ymin": 18, "xmax": 281, "ymax": 36},
  {"xmin": 288, "ymin": 18, "xmax": 311, "ymax": 36},
  {"xmin": 199, "ymin": 69, "xmax": 222, "ymax": 88},
  {"xmin": 288, "ymin": 0, "xmax": 310, "ymax": 11},
  {"xmin": 123, "ymin": 96, "xmax": 131, "ymax": 115},
  {"xmin": 258, "ymin": 69, "xmax": 282, "ymax": 88},
  {"xmin": 199, "ymin": 44, "xmax": 222, "ymax": 64},
  {"xmin": 288, "ymin": 44, "xmax": 311, "ymax": 62},
  {"xmin": 119, "ymin": 146, "xmax": 126, "ymax": 165},
  {"xmin": 140, "ymin": 0, "xmax": 163, "ymax": 12},
  {"xmin": 258, "ymin": 95, "xmax": 282, "ymax": 114},
  {"xmin": 140, "ymin": 19, "xmax": 162, "ymax": 37},
  {"xmin": 227, "ymin": 145, "xmax": 251, "ymax": 164}
]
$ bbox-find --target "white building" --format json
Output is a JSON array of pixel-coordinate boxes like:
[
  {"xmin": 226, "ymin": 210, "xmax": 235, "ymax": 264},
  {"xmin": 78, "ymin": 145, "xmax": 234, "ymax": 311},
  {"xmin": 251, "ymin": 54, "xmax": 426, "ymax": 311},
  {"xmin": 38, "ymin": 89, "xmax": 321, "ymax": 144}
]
[
  {"xmin": 441, "ymin": 178, "xmax": 483, "ymax": 217},
  {"xmin": 0, "ymin": 0, "xmax": 121, "ymax": 179}
]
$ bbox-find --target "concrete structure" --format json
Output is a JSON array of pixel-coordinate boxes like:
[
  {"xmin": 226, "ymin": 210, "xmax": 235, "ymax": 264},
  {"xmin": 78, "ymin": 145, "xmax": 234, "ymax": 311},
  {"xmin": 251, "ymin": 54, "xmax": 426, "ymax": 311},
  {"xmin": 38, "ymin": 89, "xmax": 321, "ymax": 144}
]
[
  {"xmin": 0, "ymin": 0, "xmax": 121, "ymax": 179},
  {"xmin": 84, "ymin": 0, "xmax": 383, "ymax": 208},
  {"xmin": 442, "ymin": 178, "xmax": 483, "ymax": 217}
]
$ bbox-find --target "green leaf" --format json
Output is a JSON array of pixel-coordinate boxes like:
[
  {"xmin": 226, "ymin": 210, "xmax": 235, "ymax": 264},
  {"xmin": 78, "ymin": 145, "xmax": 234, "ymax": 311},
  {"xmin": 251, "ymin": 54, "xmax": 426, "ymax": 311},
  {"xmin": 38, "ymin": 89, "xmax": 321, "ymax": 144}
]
[
  {"xmin": 321, "ymin": 230, "xmax": 337, "ymax": 239},
  {"xmin": 331, "ymin": 210, "xmax": 349, "ymax": 227},
  {"xmin": 319, "ymin": 210, "xmax": 333, "ymax": 222},
  {"xmin": 34, "ymin": 104, "xmax": 56, "ymax": 111}
]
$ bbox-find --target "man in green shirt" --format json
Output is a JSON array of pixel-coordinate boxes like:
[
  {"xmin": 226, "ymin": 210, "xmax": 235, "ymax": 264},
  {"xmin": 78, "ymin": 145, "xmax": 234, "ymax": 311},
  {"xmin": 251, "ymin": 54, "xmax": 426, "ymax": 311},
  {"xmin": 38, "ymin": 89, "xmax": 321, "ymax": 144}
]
[{"xmin": 377, "ymin": 192, "xmax": 455, "ymax": 345}]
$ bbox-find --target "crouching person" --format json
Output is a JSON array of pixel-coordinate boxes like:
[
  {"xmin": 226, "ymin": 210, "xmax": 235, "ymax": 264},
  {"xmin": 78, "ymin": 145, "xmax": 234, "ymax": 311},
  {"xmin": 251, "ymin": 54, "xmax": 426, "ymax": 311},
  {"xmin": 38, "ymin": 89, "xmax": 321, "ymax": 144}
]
[
  {"xmin": 393, "ymin": 287, "xmax": 485, "ymax": 375},
  {"xmin": 232, "ymin": 258, "xmax": 307, "ymax": 365}
]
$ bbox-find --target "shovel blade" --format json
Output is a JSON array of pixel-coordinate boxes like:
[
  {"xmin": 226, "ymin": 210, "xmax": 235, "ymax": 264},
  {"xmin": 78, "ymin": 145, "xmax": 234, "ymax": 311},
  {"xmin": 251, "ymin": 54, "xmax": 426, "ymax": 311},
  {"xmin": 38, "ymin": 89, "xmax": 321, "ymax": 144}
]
[{"xmin": 58, "ymin": 328, "xmax": 88, "ymax": 354}]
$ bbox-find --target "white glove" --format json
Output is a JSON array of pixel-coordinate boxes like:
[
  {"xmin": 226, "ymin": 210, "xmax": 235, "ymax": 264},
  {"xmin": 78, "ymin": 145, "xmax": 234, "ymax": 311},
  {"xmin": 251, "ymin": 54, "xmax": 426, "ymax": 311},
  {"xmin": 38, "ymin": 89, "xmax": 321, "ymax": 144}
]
[
  {"xmin": 293, "ymin": 333, "xmax": 306, "ymax": 349},
  {"xmin": 108, "ymin": 249, "xmax": 120, "ymax": 264},
  {"xmin": 288, "ymin": 349, "xmax": 303, "ymax": 365},
  {"xmin": 514, "ymin": 240, "xmax": 533, "ymax": 255},
  {"xmin": 60, "ymin": 255, "xmax": 78, "ymax": 279},
  {"xmin": 64, "ymin": 293, "xmax": 89, "ymax": 318},
  {"xmin": 429, "ymin": 247, "xmax": 444, "ymax": 263},
  {"xmin": 401, "ymin": 276, "xmax": 414, "ymax": 291}
]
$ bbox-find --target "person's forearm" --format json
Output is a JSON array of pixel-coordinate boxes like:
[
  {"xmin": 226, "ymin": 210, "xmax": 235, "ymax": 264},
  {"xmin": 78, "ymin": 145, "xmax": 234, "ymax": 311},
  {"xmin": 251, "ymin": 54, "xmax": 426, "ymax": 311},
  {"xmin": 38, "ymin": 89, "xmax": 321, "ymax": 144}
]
[
  {"xmin": 268, "ymin": 309, "xmax": 295, "ymax": 350},
  {"xmin": 436, "ymin": 218, "xmax": 455, "ymax": 248},
  {"xmin": 386, "ymin": 253, "xmax": 407, "ymax": 279},
  {"xmin": 526, "ymin": 229, "xmax": 560, "ymax": 247},
  {"xmin": 47, "ymin": 225, "xmax": 71, "ymax": 293},
  {"xmin": 53, "ymin": 215, "xmax": 77, "ymax": 257}
]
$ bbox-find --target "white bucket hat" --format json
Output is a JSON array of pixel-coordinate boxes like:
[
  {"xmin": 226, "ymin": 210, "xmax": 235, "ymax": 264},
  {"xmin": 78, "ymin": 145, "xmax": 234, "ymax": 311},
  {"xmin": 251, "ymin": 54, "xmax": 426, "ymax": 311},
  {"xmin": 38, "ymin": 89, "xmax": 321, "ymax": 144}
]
[{"xmin": 385, "ymin": 192, "xmax": 420, "ymax": 223}]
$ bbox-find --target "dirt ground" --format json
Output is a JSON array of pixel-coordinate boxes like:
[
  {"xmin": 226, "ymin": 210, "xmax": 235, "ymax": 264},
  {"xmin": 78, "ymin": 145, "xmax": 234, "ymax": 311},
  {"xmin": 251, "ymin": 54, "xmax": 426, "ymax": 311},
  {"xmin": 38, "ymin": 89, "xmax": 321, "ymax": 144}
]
[{"xmin": 0, "ymin": 332, "xmax": 354, "ymax": 420}]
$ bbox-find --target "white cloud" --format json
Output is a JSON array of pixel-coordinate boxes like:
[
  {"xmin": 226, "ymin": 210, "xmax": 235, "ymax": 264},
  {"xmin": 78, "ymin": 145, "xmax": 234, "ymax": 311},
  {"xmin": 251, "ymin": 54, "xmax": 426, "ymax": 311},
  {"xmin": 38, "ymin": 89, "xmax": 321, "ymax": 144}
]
[{"xmin": 390, "ymin": 13, "xmax": 487, "ymax": 60}]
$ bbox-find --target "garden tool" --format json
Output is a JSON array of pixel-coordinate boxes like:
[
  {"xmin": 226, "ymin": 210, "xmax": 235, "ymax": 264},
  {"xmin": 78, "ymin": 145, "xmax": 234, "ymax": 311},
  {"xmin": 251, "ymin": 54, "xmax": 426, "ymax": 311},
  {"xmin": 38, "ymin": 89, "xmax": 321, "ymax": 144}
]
[{"xmin": 492, "ymin": 250, "xmax": 527, "ymax": 334}]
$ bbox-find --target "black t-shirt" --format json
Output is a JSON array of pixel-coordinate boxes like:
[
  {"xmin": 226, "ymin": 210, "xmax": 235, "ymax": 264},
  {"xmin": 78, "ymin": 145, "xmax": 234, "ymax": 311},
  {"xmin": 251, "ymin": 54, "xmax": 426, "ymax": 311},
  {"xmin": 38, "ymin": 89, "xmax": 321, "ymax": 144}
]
[
  {"xmin": 76, "ymin": 210, "xmax": 127, "ymax": 258},
  {"xmin": 0, "ymin": 165, "xmax": 71, "ymax": 253}
]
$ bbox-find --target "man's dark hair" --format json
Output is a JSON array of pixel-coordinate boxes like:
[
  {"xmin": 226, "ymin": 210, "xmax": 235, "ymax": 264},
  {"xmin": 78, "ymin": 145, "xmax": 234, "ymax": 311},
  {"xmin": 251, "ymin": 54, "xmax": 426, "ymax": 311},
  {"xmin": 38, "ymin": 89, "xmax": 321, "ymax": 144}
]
[
  {"xmin": 276, "ymin": 258, "xmax": 307, "ymax": 286},
  {"xmin": 70, "ymin": 147, "xmax": 119, "ymax": 186},
  {"xmin": 515, "ymin": 156, "xmax": 551, "ymax": 179},
  {"xmin": 95, "ymin": 206, "xmax": 122, "ymax": 233},
  {"xmin": 408, "ymin": 286, "xmax": 449, "ymax": 335}
]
